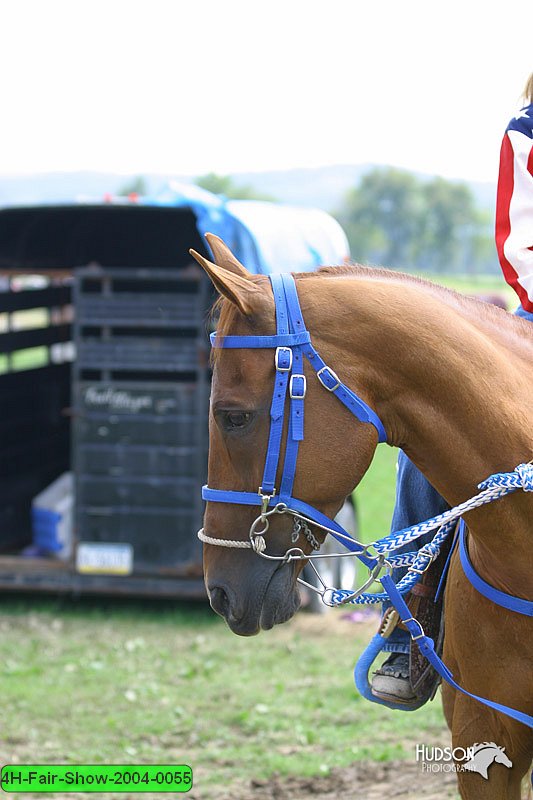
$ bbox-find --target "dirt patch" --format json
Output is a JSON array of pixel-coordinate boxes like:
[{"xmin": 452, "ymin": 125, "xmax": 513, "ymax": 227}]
[
  {"xmin": 213, "ymin": 760, "xmax": 459, "ymax": 800},
  {"xmin": 274, "ymin": 606, "xmax": 381, "ymax": 639}
]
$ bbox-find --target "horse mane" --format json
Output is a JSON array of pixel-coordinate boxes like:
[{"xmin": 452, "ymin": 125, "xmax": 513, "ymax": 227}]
[
  {"xmin": 468, "ymin": 741, "xmax": 500, "ymax": 755},
  {"xmin": 304, "ymin": 263, "xmax": 511, "ymax": 326},
  {"xmin": 210, "ymin": 263, "xmax": 533, "ymax": 364},
  {"xmin": 212, "ymin": 263, "xmax": 453, "ymax": 330}
]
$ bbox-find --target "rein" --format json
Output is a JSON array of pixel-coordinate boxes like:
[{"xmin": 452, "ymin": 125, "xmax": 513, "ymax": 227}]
[{"xmin": 199, "ymin": 271, "xmax": 533, "ymax": 728}]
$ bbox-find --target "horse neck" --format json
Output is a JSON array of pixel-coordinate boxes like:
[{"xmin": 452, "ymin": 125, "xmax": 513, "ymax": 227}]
[{"xmin": 298, "ymin": 273, "xmax": 533, "ymax": 564}]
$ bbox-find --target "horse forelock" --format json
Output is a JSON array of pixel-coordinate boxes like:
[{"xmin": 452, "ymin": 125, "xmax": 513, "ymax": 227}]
[
  {"xmin": 463, "ymin": 742, "xmax": 509, "ymax": 769},
  {"xmin": 209, "ymin": 297, "xmax": 233, "ymax": 365},
  {"xmin": 209, "ymin": 275, "xmax": 276, "ymax": 366}
]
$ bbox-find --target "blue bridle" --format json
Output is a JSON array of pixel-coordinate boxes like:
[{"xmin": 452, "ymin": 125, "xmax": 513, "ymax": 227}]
[{"xmin": 202, "ymin": 272, "xmax": 386, "ymax": 559}]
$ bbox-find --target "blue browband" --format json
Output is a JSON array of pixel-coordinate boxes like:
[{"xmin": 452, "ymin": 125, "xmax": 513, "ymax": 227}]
[{"xmin": 202, "ymin": 273, "xmax": 387, "ymax": 530}]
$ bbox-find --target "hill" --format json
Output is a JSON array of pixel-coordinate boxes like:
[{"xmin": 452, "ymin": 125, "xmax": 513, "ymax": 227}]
[{"xmin": 0, "ymin": 165, "xmax": 496, "ymax": 216}]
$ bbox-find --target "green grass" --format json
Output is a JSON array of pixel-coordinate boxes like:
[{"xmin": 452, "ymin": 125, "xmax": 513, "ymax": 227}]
[
  {"xmin": 0, "ymin": 596, "xmax": 449, "ymax": 799},
  {"xmin": 355, "ymin": 444, "xmax": 399, "ymax": 543},
  {"xmin": 0, "ymin": 346, "xmax": 49, "ymax": 373}
]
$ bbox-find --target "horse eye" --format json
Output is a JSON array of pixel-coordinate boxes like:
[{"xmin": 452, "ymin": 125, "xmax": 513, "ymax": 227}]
[{"xmin": 223, "ymin": 411, "xmax": 253, "ymax": 431}]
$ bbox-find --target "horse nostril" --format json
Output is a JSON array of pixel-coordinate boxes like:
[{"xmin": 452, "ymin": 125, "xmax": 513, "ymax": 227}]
[{"xmin": 209, "ymin": 586, "xmax": 231, "ymax": 619}]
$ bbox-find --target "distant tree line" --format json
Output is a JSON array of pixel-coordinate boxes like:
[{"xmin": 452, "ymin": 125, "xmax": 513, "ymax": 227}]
[
  {"xmin": 117, "ymin": 176, "xmax": 148, "ymax": 196},
  {"xmin": 119, "ymin": 169, "xmax": 496, "ymax": 276},
  {"xmin": 196, "ymin": 167, "xmax": 497, "ymax": 275},
  {"xmin": 195, "ymin": 172, "xmax": 275, "ymax": 202},
  {"xmin": 335, "ymin": 167, "xmax": 496, "ymax": 275}
]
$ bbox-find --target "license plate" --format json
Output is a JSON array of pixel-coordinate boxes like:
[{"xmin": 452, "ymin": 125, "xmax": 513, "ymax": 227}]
[{"xmin": 76, "ymin": 543, "xmax": 133, "ymax": 575}]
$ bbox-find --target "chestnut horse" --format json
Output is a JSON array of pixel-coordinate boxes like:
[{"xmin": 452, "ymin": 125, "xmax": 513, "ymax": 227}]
[{"xmin": 190, "ymin": 235, "xmax": 533, "ymax": 800}]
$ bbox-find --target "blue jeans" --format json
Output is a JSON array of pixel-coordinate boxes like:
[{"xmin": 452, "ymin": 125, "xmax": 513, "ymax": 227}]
[
  {"xmin": 382, "ymin": 451, "xmax": 449, "ymax": 652},
  {"xmin": 382, "ymin": 303, "xmax": 533, "ymax": 654},
  {"xmin": 516, "ymin": 305, "xmax": 533, "ymax": 321}
]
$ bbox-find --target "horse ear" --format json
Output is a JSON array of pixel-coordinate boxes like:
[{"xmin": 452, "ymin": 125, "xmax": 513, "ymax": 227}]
[
  {"xmin": 204, "ymin": 233, "xmax": 249, "ymax": 278},
  {"xmin": 189, "ymin": 247, "xmax": 262, "ymax": 317}
]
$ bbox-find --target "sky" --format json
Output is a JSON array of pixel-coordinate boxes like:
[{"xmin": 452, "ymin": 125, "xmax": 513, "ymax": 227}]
[{"xmin": 0, "ymin": 0, "xmax": 531, "ymax": 183}]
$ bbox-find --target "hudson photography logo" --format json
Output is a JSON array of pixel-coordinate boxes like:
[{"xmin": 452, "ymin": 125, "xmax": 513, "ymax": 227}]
[{"xmin": 416, "ymin": 742, "xmax": 512, "ymax": 780}]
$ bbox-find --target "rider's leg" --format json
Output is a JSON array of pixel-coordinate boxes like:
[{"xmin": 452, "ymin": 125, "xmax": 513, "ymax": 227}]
[{"xmin": 372, "ymin": 451, "xmax": 449, "ymax": 702}]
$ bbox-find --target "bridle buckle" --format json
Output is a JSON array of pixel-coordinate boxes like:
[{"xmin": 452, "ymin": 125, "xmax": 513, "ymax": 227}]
[
  {"xmin": 289, "ymin": 374, "xmax": 306, "ymax": 399},
  {"xmin": 317, "ymin": 365, "xmax": 341, "ymax": 392},
  {"xmin": 275, "ymin": 346, "xmax": 292, "ymax": 372},
  {"xmin": 258, "ymin": 486, "xmax": 276, "ymax": 516}
]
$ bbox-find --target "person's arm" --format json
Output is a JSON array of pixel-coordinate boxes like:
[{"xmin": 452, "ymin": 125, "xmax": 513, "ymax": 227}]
[{"xmin": 495, "ymin": 106, "xmax": 533, "ymax": 313}]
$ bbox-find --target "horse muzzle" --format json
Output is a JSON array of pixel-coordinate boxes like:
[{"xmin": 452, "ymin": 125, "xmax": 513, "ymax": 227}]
[{"xmin": 207, "ymin": 561, "xmax": 301, "ymax": 636}]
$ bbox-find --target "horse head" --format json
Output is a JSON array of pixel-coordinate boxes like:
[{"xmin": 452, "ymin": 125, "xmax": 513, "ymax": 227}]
[
  {"xmin": 190, "ymin": 236, "xmax": 379, "ymax": 635},
  {"xmin": 462, "ymin": 743, "xmax": 513, "ymax": 779},
  {"xmin": 493, "ymin": 746, "xmax": 513, "ymax": 769}
]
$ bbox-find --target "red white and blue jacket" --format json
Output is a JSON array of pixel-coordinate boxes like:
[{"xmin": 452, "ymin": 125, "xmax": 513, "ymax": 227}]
[{"xmin": 495, "ymin": 103, "xmax": 533, "ymax": 315}]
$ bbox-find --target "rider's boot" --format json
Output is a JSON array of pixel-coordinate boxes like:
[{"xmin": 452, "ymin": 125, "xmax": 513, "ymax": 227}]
[
  {"xmin": 371, "ymin": 652, "xmax": 416, "ymax": 704},
  {"xmin": 370, "ymin": 529, "xmax": 455, "ymax": 706}
]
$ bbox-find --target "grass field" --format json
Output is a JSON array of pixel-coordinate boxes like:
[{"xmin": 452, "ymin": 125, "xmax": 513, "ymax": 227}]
[
  {"xmin": 0, "ymin": 596, "xmax": 451, "ymax": 800},
  {"xmin": 356, "ymin": 445, "xmax": 398, "ymax": 543},
  {"xmin": 0, "ymin": 440, "xmax": 439, "ymax": 799},
  {"xmin": 0, "ymin": 445, "xmax": 420, "ymax": 799}
]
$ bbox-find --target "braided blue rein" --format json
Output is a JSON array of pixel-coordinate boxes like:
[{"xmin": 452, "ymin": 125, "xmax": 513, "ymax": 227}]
[
  {"xmin": 330, "ymin": 461, "xmax": 533, "ymax": 606},
  {"xmin": 352, "ymin": 461, "xmax": 533, "ymax": 727}
]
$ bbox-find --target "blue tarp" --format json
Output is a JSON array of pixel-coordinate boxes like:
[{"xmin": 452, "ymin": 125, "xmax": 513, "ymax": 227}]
[{"xmin": 149, "ymin": 181, "xmax": 350, "ymax": 274}]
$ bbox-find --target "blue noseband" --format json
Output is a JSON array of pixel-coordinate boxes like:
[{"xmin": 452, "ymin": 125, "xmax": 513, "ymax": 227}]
[{"xmin": 202, "ymin": 273, "xmax": 386, "ymax": 539}]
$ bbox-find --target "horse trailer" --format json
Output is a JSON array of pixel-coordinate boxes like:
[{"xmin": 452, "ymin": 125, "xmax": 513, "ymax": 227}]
[{"xmin": 0, "ymin": 184, "xmax": 350, "ymax": 597}]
